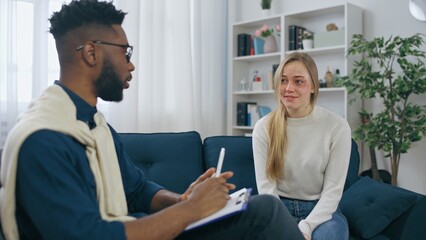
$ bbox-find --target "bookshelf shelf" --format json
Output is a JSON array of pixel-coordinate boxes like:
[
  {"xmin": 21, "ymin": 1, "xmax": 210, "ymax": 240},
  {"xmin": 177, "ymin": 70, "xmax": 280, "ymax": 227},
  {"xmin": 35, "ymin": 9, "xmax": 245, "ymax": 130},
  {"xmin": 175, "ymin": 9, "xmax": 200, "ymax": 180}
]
[
  {"xmin": 233, "ymin": 126, "xmax": 254, "ymax": 130},
  {"xmin": 233, "ymin": 90, "xmax": 274, "ymax": 95},
  {"xmin": 227, "ymin": 3, "xmax": 363, "ymax": 136},
  {"xmin": 285, "ymin": 45, "xmax": 345, "ymax": 55},
  {"xmin": 234, "ymin": 52, "xmax": 280, "ymax": 62}
]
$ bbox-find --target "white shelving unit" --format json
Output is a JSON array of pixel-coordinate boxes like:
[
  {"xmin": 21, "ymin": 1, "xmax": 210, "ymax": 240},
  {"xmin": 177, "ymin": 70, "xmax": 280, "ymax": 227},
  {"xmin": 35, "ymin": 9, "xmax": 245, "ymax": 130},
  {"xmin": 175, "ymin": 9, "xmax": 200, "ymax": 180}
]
[{"xmin": 227, "ymin": 3, "xmax": 363, "ymax": 136}]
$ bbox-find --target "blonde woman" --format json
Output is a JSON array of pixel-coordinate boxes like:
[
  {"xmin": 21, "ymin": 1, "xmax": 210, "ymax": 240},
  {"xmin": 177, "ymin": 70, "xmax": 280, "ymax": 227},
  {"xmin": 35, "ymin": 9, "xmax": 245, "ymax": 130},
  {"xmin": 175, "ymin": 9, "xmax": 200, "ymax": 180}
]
[{"xmin": 253, "ymin": 52, "xmax": 351, "ymax": 240}]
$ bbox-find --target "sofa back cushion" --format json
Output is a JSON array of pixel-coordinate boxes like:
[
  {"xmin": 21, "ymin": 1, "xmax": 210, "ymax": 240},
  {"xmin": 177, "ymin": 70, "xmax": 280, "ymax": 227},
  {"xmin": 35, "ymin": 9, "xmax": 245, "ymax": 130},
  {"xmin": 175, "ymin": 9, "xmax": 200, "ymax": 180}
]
[
  {"xmin": 119, "ymin": 131, "xmax": 204, "ymax": 194},
  {"xmin": 203, "ymin": 136, "xmax": 258, "ymax": 195},
  {"xmin": 344, "ymin": 139, "xmax": 361, "ymax": 191}
]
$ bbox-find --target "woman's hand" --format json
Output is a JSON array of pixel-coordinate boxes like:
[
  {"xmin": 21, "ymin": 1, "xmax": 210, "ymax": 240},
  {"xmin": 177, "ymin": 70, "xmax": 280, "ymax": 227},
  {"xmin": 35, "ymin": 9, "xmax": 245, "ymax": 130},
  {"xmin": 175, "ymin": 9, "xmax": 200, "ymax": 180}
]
[{"xmin": 303, "ymin": 233, "xmax": 311, "ymax": 240}]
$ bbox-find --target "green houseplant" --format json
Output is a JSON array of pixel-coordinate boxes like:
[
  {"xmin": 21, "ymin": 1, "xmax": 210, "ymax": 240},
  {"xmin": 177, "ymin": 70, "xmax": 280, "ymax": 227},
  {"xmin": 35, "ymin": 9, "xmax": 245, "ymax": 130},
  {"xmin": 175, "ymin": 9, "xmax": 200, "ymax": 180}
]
[
  {"xmin": 336, "ymin": 33, "xmax": 426, "ymax": 186},
  {"xmin": 260, "ymin": 0, "xmax": 272, "ymax": 10},
  {"xmin": 302, "ymin": 31, "xmax": 314, "ymax": 50},
  {"xmin": 302, "ymin": 31, "xmax": 313, "ymax": 40}
]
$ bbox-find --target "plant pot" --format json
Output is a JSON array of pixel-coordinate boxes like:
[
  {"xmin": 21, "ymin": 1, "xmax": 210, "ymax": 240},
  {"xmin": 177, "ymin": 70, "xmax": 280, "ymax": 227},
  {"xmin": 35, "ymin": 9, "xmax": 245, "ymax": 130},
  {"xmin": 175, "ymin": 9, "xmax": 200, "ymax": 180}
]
[
  {"xmin": 360, "ymin": 169, "xmax": 392, "ymax": 184},
  {"xmin": 262, "ymin": 9, "xmax": 271, "ymax": 16},
  {"xmin": 264, "ymin": 35, "xmax": 277, "ymax": 53},
  {"xmin": 302, "ymin": 39, "xmax": 313, "ymax": 50}
]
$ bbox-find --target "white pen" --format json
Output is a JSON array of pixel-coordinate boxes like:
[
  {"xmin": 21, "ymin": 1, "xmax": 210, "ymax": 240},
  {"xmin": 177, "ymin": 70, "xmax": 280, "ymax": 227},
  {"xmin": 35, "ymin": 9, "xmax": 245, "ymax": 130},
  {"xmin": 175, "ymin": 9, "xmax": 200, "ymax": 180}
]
[{"xmin": 214, "ymin": 148, "xmax": 225, "ymax": 177}]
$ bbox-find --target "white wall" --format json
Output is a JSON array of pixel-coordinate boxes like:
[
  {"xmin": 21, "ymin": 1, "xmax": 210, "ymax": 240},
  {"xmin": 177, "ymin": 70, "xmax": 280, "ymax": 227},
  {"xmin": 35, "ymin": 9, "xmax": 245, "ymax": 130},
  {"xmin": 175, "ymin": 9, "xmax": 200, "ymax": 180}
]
[{"xmin": 232, "ymin": 0, "xmax": 426, "ymax": 194}]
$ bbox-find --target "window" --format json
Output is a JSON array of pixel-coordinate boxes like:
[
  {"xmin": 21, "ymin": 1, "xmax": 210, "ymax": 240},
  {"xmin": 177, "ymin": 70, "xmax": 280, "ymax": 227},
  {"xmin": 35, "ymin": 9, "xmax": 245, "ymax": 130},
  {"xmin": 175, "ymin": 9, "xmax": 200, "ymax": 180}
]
[{"xmin": 0, "ymin": 0, "xmax": 68, "ymax": 147}]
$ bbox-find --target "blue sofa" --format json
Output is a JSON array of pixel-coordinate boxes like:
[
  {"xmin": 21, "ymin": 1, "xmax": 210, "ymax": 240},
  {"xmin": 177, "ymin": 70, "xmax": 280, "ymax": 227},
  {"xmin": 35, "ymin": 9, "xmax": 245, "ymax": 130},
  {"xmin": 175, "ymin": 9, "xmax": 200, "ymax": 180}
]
[
  {"xmin": 120, "ymin": 131, "xmax": 426, "ymax": 240},
  {"xmin": 1, "ymin": 131, "xmax": 425, "ymax": 239}
]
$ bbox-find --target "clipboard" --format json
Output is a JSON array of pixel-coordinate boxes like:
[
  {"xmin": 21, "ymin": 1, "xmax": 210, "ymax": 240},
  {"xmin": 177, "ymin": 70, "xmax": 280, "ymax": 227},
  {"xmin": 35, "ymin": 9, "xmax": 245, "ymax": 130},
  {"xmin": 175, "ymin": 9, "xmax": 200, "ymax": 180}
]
[{"xmin": 185, "ymin": 188, "xmax": 252, "ymax": 231}]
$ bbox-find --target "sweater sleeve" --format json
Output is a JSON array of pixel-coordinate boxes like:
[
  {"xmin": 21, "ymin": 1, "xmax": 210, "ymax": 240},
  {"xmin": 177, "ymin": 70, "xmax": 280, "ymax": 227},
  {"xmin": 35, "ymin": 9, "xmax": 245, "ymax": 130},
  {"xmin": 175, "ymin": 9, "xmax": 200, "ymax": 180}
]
[
  {"xmin": 252, "ymin": 116, "xmax": 280, "ymax": 198},
  {"xmin": 298, "ymin": 116, "xmax": 352, "ymax": 238}
]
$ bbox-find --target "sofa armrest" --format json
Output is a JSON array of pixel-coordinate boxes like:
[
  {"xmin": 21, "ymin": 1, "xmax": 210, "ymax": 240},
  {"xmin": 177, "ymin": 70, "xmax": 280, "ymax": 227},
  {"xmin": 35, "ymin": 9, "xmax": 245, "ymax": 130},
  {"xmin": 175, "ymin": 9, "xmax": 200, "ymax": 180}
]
[
  {"xmin": 383, "ymin": 194, "xmax": 426, "ymax": 240},
  {"xmin": 119, "ymin": 131, "xmax": 204, "ymax": 194}
]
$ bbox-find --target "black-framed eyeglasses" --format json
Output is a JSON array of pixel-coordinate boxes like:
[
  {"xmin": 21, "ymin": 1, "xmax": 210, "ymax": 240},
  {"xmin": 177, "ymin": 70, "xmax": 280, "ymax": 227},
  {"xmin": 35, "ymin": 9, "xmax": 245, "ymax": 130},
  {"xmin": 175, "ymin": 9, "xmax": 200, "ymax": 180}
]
[{"xmin": 76, "ymin": 40, "xmax": 133, "ymax": 63}]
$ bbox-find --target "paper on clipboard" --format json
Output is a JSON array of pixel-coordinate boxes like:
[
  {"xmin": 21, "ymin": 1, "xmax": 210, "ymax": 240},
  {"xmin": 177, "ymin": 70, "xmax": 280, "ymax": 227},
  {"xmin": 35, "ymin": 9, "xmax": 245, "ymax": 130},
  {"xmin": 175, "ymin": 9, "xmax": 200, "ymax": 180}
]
[{"xmin": 185, "ymin": 188, "xmax": 252, "ymax": 231}]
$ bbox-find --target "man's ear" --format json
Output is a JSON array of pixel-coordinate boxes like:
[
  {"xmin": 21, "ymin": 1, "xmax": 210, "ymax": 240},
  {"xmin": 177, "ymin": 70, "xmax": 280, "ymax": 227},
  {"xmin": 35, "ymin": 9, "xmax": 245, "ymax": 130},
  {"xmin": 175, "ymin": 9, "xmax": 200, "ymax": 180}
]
[{"xmin": 79, "ymin": 42, "xmax": 98, "ymax": 66}]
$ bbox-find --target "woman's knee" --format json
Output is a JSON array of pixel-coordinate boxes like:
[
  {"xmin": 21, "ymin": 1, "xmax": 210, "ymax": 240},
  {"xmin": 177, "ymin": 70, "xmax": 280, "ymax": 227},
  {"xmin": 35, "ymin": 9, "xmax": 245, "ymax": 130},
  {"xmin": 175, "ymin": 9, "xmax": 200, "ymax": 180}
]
[{"xmin": 312, "ymin": 210, "xmax": 349, "ymax": 240}]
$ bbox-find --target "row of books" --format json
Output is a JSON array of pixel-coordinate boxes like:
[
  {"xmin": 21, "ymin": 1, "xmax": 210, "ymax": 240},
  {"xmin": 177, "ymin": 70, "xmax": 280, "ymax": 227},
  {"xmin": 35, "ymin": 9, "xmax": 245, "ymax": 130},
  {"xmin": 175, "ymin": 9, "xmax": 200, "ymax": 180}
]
[
  {"xmin": 237, "ymin": 33, "xmax": 265, "ymax": 56},
  {"xmin": 237, "ymin": 102, "xmax": 271, "ymax": 127},
  {"xmin": 288, "ymin": 25, "xmax": 313, "ymax": 51},
  {"xmin": 239, "ymin": 25, "xmax": 312, "ymax": 54}
]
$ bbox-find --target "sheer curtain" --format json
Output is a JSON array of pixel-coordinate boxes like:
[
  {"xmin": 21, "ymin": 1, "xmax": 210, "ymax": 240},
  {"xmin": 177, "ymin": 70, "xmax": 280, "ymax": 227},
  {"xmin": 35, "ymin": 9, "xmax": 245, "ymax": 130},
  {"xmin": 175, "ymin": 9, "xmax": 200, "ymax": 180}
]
[
  {"xmin": 0, "ymin": 0, "xmax": 228, "ymax": 148},
  {"xmin": 0, "ymin": 0, "xmax": 67, "ymax": 148},
  {"xmin": 111, "ymin": 0, "xmax": 228, "ymax": 138}
]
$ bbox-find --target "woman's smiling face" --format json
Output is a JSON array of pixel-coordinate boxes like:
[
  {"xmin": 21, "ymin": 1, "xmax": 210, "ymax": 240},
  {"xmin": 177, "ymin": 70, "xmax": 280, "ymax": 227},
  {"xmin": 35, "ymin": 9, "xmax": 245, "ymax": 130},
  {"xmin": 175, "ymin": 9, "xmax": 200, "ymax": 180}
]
[{"xmin": 279, "ymin": 61, "xmax": 314, "ymax": 118}]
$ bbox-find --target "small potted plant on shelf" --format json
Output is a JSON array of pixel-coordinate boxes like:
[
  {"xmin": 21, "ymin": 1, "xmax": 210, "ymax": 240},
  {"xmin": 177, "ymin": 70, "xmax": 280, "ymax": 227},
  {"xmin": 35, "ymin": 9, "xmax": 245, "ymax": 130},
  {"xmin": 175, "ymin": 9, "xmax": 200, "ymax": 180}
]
[
  {"xmin": 260, "ymin": 0, "xmax": 272, "ymax": 16},
  {"xmin": 335, "ymin": 33, "xmax": 426, "ymax": 186},
  {"xmin": 302, "ymin": 31, "xmax": 314, "ymax": 50}
]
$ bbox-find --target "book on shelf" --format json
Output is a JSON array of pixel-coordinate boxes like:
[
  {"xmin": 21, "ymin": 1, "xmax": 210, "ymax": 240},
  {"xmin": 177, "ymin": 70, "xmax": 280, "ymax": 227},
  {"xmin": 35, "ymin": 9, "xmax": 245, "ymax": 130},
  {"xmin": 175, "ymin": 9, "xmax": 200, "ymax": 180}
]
[
  {"xmin": 237, "ymin": 102, "xmax": 254, "ymax": 126},
  {"xmin": 272, "ymin": 64, "xmax": 280, "ymax": 75},
  {"xmin": 236, "ymin": 102, "xmax": 256, "ymax": 126},
  {"xmin": 237, "ymin": 33, "xmax": 245, "ymax": 56},
  {"xmin": 288, "ymin": 25, "xmax": 295, "ymax": 51},
  {"xmin": 237, "ymin": 33, "xmax": 251, "ymax": 57},
  {"xmin": 267, "ymin": 71, "xmax": 273, "ymax": 90},
  {"xmin": 237, "ymin": 102, "xmax": 271, "ymax": 127},
  {"xmin": 247, "ymin": 103, "xmax": 259, "ymax": 127},
  {"xmin": 288, "ymin": 25, "xmax": 309, "ymax": 50},
  {"xmin": 250, "ymin": 36, "xmax": 254, "ymax": 55},
  {"xmin": 270, "ymin": 63, "xmax": 280, "ymax": 90}
]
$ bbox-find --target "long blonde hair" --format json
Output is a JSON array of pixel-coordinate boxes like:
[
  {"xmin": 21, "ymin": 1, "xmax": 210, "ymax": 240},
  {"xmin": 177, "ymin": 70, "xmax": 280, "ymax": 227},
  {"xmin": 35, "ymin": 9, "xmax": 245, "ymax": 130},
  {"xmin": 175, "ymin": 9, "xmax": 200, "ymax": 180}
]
[{"xmin": 266, "ymin": 52, "xmax": 320, "ymax": 181}]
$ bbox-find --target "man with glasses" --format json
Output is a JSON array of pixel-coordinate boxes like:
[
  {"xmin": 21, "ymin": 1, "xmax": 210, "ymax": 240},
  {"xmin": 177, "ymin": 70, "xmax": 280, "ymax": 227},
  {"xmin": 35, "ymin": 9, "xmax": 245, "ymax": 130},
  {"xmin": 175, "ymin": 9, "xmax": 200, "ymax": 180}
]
[{"xmin": 0, "ymin": 1, "xmax": 303, "ymax": 239}]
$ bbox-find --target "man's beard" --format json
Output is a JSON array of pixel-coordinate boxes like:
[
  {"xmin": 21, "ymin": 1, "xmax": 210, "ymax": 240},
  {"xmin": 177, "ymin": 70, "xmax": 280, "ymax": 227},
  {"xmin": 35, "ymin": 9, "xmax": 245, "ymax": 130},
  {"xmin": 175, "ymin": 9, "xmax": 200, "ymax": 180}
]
[{"xmin": 94, "ymin": 59, "xmax": 124, "ymax": 102}]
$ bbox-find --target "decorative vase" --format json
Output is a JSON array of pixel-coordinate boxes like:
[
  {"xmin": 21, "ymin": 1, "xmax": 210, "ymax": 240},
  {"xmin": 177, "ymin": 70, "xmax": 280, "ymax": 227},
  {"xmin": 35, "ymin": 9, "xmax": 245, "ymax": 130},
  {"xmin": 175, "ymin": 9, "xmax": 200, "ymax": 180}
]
[
  {"xmin": 264, "ymin": 35, "xmax": 278, "ymax": 53},
  {"xmin": 302, "ymin": 39, "xmax": 313, "ymax": 50},
  {"xmin": 274, "ymin": 34, "xmax": 281, "ymax": 51},
  {"xmin": 253, "ymin": 37, "xmax": 265, "ymax": 55}
]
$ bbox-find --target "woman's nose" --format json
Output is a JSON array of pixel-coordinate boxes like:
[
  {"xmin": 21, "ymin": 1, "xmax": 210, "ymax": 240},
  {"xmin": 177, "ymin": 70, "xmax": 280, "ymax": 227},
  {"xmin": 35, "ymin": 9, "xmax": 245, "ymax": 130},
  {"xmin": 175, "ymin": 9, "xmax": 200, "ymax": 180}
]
[{"xmin": 285, "ymin": 81, "xmax": 294, "ymax": 92}]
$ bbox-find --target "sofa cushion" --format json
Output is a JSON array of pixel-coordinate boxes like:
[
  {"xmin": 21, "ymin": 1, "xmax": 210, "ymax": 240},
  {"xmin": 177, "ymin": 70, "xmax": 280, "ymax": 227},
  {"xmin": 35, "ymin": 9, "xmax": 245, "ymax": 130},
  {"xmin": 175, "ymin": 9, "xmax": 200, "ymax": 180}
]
[
  {"xmin": 340, "ymin": 176, "xmax": 417, "ymax": 239},
  {"xmin": 203, "ymin": 136, "xmax": 258, "ymax": 195},
  {"xmin": 119, "ymin": 131, "xmax": 204, "ymax": 194}
]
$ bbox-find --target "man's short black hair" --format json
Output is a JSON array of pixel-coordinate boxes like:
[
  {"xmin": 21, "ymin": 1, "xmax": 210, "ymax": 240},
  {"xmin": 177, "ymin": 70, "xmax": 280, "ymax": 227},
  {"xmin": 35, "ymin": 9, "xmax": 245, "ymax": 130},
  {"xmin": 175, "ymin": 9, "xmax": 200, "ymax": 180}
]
[{"xmin": 49, "ymin": 0, "xmax": 127, "ymax": 39}]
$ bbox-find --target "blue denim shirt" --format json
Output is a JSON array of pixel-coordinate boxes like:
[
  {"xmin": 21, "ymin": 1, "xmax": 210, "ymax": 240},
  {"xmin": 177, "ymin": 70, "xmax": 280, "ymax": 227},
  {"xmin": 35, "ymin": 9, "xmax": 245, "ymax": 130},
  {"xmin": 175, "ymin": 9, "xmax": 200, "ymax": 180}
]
[{"xmin": 15, "ymin": 82, "xmax": 163, "ymax": 239}]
